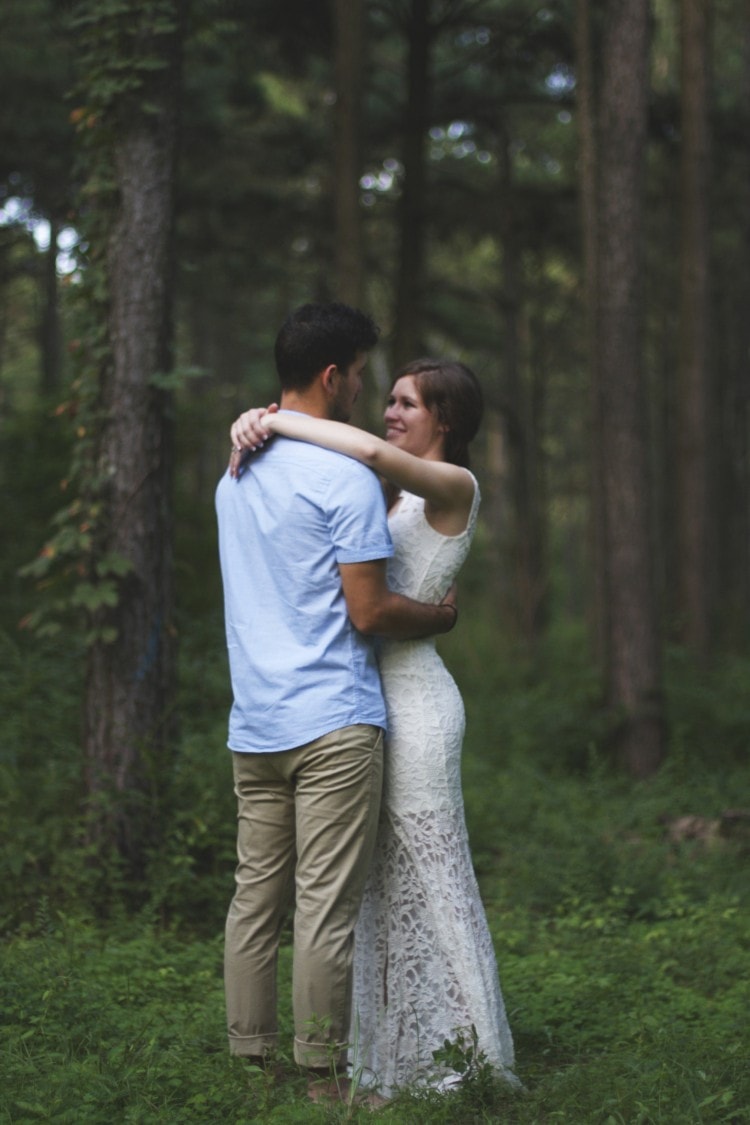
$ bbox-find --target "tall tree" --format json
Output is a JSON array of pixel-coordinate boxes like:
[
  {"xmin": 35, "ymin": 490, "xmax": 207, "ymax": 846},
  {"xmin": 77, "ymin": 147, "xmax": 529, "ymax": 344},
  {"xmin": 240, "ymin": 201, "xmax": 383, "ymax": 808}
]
[
  {"xmin": 595, "ymin": 0, "xmax": 665, "ymax": 776},
  {"xmin": 575, "ymin": 0, "xmax": 607, "ymax": 662},
  {"xmin": 676, "ymin": 0, "xmax": 712, "ymax": 655},
  {"xmin": 0, "ymin": 0, "xmax": 74, "ymax": 392},
  {"xmin": 496, "ymin": 125, "xmax": 548, "ymax": 644},
  {"xmin": 73, "ymin": 0, "xmax": 185, "ymax": 868},
  {"xmin": 40, "ymin": 218, "xmax": 62, "ymax": 395},
  {"xmin": 392, "ymin": 0, "xmax": 433, "ymax": 363},
  {"xmin": 724, "ymin": 0, "xmax": 750, "ymax": 639},
  {"xmin": 332, "ymin": 0, "xmax": 365, "ymax": 305},
  {"xmin": 717, "ymin": 0, "xmax": 750, "ymax": 645}
]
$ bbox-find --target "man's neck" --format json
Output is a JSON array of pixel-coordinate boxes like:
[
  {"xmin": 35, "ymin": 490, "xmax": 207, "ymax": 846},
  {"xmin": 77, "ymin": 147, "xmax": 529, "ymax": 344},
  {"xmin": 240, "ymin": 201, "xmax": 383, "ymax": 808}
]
[{"xmin": 280, "ymin": 388, "xmax": 329, "ymax": 419}]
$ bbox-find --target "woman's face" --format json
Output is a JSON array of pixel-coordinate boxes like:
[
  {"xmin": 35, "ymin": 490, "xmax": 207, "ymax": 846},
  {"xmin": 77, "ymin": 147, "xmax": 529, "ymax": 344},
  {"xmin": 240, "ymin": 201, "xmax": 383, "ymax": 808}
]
[{"xmin": 383, "ymin": 375, "xmax": 445, "ymax": 460}]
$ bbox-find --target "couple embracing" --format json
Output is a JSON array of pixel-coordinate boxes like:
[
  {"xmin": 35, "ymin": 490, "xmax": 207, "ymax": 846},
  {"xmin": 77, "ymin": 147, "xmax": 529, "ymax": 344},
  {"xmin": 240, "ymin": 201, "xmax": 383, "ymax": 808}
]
[{"xmin": 215, "ymin": 301, "xmax": 518, "ymax": 1103}]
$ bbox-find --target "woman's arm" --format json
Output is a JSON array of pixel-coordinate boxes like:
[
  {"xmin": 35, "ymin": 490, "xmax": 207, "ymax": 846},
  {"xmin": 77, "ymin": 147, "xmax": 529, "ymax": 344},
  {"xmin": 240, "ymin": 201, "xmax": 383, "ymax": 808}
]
[
  {"xmin": 229, "ymin": 404, "xmax": 278, "ymax": 479},
  {"xmin": 231, "ymin": 407, "xmax": 474, "ymax": 518}
]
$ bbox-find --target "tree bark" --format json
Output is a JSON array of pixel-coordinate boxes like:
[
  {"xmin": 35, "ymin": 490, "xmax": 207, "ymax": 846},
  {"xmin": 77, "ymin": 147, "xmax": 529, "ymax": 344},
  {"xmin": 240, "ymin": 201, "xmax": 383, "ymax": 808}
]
[
  {"xmin": 525, "ymin": 276, "xmax": 550, "ymax": 642},
  {"xmin": 83, "ymin": 2, "xmax": 183, "ymax": 869},
  {"xmin": 392, "ymin": 0, "xmax": 432, "ymax": 364},
  {"xmin": 496, "ymin": 130, "xmax": 547, "ymax": 644},
  {"xmin": 40, "ymin": 216, "xmax": 61, "ymax": 395},
  {"xmin": 676, "ymin": 0, "xmax": 712, "ymax": 655},
  {"xmin": 719, "ymin": 0, "xmax": 750, "ymax": 645},
  {"xmin": 596, "ymin": 0, "xmax": 665, "ymax": 777},
  {"xmin": 575, "ymin": 0, "xmax": 607, "ymax": 665},
  {"xmin": 332, "ymin": 0, "xmax": 364, "ymax": 306}
]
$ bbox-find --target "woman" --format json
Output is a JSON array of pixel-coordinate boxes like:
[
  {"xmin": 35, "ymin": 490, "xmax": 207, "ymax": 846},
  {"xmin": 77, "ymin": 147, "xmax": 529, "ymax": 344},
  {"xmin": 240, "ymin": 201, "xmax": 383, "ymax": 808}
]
[{"xmin": 229, "ymin": 359, "xmax": 518, "ymax": 1095}]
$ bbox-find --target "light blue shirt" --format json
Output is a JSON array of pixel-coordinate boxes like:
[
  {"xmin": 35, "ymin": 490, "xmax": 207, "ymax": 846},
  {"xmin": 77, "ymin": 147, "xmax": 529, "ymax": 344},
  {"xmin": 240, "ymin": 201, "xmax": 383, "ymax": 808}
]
[{"xmin": 215, "ymin": 424, "xmax": 393, "ymax": 752}]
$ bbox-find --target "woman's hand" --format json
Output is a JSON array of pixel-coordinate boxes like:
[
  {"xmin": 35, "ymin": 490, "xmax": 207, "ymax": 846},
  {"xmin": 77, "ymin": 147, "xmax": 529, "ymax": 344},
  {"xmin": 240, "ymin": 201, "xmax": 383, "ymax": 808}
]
[
  {"xmin": 228, "ymin": 404, "xmax": 279, "ymax": 478},
  {"xmin": 440, "ymin": 582, "xmax": 458, "ymax": 631}
]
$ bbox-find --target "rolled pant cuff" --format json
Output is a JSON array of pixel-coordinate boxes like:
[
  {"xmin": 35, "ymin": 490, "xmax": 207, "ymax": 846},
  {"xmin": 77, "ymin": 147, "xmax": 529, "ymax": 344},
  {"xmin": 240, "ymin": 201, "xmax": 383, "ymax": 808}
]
[
  {"xmin": 228, "ymin": 1033, "xmax": 278, "ymax": 1057},
  {"xmin": 294, "ymin": 1035, "xmax": 346, "ymax": 1070}
]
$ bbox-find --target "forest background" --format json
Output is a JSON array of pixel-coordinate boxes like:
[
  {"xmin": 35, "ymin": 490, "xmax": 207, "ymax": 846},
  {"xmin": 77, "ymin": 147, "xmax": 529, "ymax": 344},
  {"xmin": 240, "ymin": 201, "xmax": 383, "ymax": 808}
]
[{"xmin": 1, "ymin": 0, "xmax": 748, "ymax": 1122}]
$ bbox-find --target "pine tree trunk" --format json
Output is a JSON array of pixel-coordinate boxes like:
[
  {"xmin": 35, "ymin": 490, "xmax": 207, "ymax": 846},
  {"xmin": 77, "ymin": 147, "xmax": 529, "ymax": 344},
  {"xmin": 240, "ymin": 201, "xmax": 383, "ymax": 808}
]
[
  {"xmin": 575, "ymin": 0, "xmax": 607, "ymax": 665},
  {"xmin": 332, "ymin": 0, "xmax": 364, "ymax": 307},
  {"xmin": 0, "ymin": 232, "xmax": 10, "ymax": 391},
  {"xmin": 720, "ymin": 0, "xmax": 750, "ymax": 644},
  {"xmin": 497, "ymin": 131, "xmax": 547, "ymax": 644},
  {"xmin": 392, "ymin": 0, "xmax": 431, "ymax": 364},
  {"xmin": 596, "ymin": 0, "xmax": 665, "ymax": 777},
  {"xmin": 676, "ymin": 0, "xmax": 712, "ymax": 655},
  {"xmin": 40, "ymin": 216, "xmax": 61, "ymax": 395},
  {"xmin": 83, "ymin": 2, "xmax": 183, "ymax": 870},
  {"xmin": 525, "ymin": 282, "xmax": 550, "ymax": 640}
]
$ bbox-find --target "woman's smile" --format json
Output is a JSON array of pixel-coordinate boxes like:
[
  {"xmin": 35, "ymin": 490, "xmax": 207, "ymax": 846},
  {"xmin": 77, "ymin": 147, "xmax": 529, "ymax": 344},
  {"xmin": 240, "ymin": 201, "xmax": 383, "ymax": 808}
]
[{"xmin": 383, "ymin": 375, "xmax": 445, "ymax": 460}]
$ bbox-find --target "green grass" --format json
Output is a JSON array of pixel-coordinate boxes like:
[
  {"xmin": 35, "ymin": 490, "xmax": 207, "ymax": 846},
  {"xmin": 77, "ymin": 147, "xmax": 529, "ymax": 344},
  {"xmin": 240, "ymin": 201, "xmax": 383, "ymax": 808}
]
[
  {"xmin": 1, "ymin": 861, "xmax": 747, "ymax": 1123},
  {"xmin": 2, "ymin": 668, "xmax": 748, "ymax": 1123},
  {"xmin": 2, "ymin": 612, "xmax": 750, "ymax": 1121},
  {"xmin": 2, "ymin": 413, "xmax": 749, "ymax": 1122}
]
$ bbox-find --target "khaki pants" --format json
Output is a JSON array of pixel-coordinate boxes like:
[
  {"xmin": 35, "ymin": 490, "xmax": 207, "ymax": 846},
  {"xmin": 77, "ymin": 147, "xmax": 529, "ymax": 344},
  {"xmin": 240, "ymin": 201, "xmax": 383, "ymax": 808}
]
[{"xmin": 224, "ymin": 724, "xmax": 384, "ymax": 1068}]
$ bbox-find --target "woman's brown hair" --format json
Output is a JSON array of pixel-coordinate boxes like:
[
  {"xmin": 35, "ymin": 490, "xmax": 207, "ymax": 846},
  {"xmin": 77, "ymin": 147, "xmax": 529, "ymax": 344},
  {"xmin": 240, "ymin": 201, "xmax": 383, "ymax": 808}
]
[{"xmin": 391, "ymin": 358, "xmax": 483, "ymax": 469}]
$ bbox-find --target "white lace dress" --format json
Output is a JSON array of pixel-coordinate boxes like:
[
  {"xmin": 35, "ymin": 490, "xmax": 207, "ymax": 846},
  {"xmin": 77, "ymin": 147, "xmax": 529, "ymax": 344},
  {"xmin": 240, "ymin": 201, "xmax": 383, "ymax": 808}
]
[{"xmin": 350, "ymin": 478, "xmax": 518, "ymax": 1094}]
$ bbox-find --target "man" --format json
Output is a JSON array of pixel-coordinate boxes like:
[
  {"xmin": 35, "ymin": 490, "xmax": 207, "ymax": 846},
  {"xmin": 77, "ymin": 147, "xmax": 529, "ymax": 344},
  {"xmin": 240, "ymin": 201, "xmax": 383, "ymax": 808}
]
[{"xmin": 215, "ymin": 302, "xmax": 456, "ymax": 1102}]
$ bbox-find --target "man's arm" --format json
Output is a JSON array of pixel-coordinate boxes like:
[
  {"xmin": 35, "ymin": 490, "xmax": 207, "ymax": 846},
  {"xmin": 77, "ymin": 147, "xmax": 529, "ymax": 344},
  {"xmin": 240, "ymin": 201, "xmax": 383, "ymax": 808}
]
[{"xmin": 339, "ymin": 559, "xmax": 456, "ymax": 639}]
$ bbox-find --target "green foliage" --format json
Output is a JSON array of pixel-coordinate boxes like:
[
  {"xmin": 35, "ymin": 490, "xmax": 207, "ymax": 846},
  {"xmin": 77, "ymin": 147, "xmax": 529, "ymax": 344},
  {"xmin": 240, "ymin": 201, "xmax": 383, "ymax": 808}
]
[
  {"xmin": 0, "ymin": 0, "xmax": 75, "ymax": 217},
  {"xmin": 2, "ymin": 11, "xmax": 749, "ymax": 1084},
  {"xmin": 69, "ymin": 0, "xmax": 181, "ymax": 121},
  {"xmin": 0, "ymin": 607, "xmax": 234, "ymax": 932},
  {"xmin": 0, "ymin": 917, "xmax": 285, "ymax": 1124},
  {"xmin": 18, "ymin": 0, "xmax": 187, "ymax": 648},
  {"xmin": 456, "ymin": 621, "xmax": 750, "ymax": 924},
  {"xmin": 1, "ymin": 853, "xmax": 747, "ymax": 1122},
  {"xmin": 15, "ymin": 373, "xmax": 131, "ymax": 646},
  {"xmin": 2, "ymin": 600, "xmax": 749, "ymax": 1120},
  {"xmin": 0, "ymin": 404, "xmax": 72, "ymax": 629},
  {"xmin": 0, "ymin": 631, "xmax": 89, "ymax": 934},
  {"xmin": 148, "ymin": 365, "xmax": 208, "ymax": 393}
]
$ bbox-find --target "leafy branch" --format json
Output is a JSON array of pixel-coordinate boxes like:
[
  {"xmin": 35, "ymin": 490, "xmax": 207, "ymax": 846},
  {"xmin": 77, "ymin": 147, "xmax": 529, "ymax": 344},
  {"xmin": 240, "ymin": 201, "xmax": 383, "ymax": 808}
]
[{"xmin": 20, "ymin": 0, "xmax": 181, "ymax": 646}]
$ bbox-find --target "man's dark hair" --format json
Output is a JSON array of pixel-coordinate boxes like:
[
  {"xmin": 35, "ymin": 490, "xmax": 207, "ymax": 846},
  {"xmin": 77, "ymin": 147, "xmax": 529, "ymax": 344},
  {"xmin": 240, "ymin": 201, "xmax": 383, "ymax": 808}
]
[{"xmin": 274, "ymin": 302, "xmax": 380, "ymax": 390}]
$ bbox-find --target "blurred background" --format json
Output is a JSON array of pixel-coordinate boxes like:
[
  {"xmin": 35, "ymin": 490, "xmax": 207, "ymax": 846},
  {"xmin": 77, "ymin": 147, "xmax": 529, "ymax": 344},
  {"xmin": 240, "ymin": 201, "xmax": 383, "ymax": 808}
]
[
  {"xmin": 0, "ymin": 0, "xmax": 747, "ymax": 871},
  {"xmin": 3, "ymin": 9, "xmax": 749, "ymax": 1117}
]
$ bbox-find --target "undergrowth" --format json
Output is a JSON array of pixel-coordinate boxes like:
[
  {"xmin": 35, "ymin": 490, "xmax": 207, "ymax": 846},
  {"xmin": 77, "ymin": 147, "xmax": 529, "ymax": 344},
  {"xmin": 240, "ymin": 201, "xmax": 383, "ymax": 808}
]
[
  {"xmin": 2, "ymin": 624, "xmax": 749, "ymax": 1121},
  {"xmin": 1, "ymin": 868, "xmax": 747, "ymax": 1122},
  {"xmin": 2, "ymin": 410, "xmax": 749, "ymax": 1121}
]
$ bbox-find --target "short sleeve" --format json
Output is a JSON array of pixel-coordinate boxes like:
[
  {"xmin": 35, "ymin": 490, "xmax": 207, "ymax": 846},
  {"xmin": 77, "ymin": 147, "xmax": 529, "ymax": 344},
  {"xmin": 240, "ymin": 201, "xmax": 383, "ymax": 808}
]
[{"xmin": 325, "ymin": 459, "xmax": 394, "ymax": 565}]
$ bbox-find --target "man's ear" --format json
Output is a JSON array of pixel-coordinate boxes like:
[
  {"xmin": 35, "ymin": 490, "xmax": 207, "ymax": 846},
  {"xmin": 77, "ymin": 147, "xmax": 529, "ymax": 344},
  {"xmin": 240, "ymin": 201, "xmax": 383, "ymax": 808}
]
[{"xmin": 320, "ymin": 364, "xmax": 339, "ymax": 397}]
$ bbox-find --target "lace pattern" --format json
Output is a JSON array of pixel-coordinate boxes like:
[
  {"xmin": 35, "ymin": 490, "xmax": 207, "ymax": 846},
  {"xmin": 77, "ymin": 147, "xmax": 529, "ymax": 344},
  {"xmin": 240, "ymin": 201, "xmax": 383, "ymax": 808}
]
[{"xmin": 350, "ymin": 479, "xmax": 518, "ymax": 1093}]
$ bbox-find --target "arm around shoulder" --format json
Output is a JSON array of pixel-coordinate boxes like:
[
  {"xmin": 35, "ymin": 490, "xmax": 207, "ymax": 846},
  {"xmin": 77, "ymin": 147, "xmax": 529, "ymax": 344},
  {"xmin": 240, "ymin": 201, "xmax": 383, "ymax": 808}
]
[
  {"xmin": 267, "ymin": 411, "xmax": 475, "ymax": 517},
  {"xmin": 265, "ymin": 412, "xmax": 383, "ymax": 467}
]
